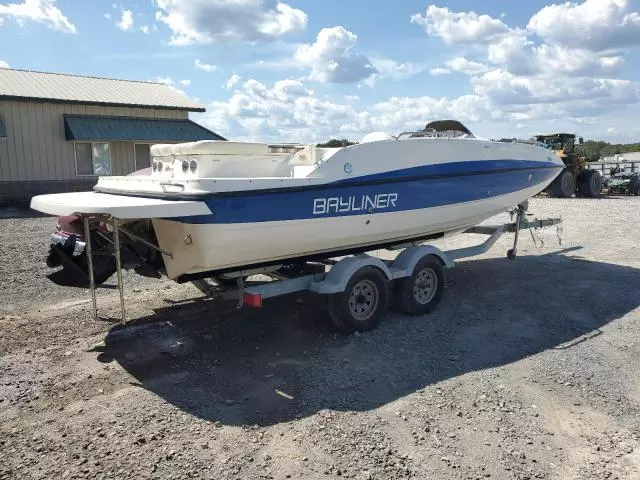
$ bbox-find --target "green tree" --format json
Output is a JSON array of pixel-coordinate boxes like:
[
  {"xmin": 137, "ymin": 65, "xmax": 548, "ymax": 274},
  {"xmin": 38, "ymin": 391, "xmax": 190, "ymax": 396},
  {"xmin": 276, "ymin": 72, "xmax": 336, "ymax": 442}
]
[
  {"xmin": 576, "ymin": 140, "xmax": 640, "ymax": 161},
  {"xmin": 316, "ymin": 138, "xmax": 356, "ymax": 148}
]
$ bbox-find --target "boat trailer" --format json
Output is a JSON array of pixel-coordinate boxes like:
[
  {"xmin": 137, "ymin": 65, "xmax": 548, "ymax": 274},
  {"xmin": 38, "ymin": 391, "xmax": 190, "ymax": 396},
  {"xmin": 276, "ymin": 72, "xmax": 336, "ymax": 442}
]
[{"xmin": 81, "ymin": 202, "xmax": 562, "ymax": 332}]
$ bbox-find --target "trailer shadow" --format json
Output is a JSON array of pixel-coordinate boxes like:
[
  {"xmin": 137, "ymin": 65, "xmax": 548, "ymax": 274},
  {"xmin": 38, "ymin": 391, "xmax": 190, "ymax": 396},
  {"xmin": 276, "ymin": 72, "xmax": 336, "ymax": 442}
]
[{"xmin": 97, "ymin": 253, "xmax": 640, "ymax": 427}]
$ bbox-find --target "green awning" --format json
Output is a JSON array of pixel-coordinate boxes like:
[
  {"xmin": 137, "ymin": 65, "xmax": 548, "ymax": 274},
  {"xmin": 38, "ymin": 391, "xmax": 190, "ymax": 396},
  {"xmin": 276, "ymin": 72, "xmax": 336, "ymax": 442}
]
[
  {"xmin": 0, "ymin": 118, "xmax": 6, "ymax": 138},
  {"xmin": 63, "ymin": 114, "xmax": 226, "ymax": 142}
]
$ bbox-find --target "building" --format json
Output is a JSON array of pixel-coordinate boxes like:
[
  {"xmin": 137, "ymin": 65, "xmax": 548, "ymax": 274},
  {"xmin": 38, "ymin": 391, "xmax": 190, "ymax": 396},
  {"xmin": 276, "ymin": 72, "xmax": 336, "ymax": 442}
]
[
  {"xmin": 603, "ymin": 152, "xmax": 640, "ymax": 162},
  {"xmin": 0, "ymin": 67, "xmax": 225, "ymax": 203}
]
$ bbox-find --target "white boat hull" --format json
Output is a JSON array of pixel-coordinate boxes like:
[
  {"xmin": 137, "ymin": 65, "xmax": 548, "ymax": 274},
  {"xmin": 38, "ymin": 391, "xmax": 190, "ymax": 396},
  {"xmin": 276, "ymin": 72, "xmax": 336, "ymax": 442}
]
[{"xmin": 153, "ymin": 182, "xmax": 545, "ymax": 279}]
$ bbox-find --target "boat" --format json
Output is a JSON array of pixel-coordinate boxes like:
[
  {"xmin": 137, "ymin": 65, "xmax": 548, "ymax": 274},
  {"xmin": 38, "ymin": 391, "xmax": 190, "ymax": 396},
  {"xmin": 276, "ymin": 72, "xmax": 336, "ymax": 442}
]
[{"xmin": 30, "ymin": 120, "xmax": 565, "ymax": 291}]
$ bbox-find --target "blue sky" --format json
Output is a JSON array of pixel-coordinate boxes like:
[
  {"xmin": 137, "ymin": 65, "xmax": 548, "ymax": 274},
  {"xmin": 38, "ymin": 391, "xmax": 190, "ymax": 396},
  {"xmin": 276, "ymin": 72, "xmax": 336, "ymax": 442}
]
[{"xmin": 1, "ymin": 0, "xmax": 640, "ymax": 143}]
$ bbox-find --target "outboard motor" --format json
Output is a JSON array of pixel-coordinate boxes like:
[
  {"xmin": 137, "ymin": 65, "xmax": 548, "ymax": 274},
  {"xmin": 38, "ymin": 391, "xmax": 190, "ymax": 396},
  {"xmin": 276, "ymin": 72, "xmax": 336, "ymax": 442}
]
[{"xmin": 45, "ymin": 216, "xmax": 117, "ymax": 288}]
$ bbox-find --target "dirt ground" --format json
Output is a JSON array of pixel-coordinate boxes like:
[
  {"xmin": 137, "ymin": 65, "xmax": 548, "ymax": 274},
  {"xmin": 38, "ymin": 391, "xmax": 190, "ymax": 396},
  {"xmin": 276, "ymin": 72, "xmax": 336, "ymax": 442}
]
[{"xmin": 1, "ymin": 197, "xmax": 639, "ymax": 480}]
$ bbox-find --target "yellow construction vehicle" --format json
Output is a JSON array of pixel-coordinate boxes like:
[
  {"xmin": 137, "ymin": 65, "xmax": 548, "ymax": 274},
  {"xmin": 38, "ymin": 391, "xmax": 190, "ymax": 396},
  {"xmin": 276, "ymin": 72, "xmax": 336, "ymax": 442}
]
[{"xmin": 535, "ymin": 133, "xmax": 602, "ymax": 198}]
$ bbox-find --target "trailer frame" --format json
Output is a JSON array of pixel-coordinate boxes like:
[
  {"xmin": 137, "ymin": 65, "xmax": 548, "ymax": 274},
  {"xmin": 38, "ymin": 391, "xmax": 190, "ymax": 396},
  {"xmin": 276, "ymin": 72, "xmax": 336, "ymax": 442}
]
[{"xmin": 80, "ymin": 202, "xmax": 562, "ymax": 331}]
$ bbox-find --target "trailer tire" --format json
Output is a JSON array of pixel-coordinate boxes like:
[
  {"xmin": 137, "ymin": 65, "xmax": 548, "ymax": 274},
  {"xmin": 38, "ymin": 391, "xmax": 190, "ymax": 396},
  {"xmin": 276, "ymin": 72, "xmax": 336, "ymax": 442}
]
[
  {"xmin": 394, "ymin": 255, "xmax": 445, "ymax": 316},
  {"xmin": 327, "ymin": 266, "xmax": 389, "ymax": 333}
]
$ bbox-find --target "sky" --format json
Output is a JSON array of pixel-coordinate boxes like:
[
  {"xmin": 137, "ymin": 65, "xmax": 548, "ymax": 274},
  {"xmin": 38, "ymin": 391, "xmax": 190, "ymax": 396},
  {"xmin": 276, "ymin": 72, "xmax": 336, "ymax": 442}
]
[{"xmin": 1, "ymin": 0, "xmax": 640, "ymax": 144}]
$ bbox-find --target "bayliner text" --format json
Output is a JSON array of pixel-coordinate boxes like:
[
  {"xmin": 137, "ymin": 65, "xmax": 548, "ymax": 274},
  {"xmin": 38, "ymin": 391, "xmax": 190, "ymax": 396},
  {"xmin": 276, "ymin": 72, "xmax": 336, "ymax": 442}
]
[{"xmin": 313, "ymin": 193, "xmax": 398, "ymax": 215}]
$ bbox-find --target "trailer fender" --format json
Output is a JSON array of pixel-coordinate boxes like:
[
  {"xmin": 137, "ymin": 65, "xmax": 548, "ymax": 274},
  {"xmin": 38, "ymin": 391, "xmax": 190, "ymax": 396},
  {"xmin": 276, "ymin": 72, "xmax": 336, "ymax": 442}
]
[
  {"xmin": 390, "ymin": 245, "xmax": 453, "ymax": 279},
  {"xmin": 309, "ymin": 255, "xmax": 392, "ymax": 294}
]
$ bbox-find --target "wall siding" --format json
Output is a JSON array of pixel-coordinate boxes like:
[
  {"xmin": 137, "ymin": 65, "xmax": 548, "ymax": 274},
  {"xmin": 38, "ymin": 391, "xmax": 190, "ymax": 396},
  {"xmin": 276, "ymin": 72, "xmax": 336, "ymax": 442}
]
[{"xmin": 0, "ymin": 100, "xmax": 188, "ymax": 183}]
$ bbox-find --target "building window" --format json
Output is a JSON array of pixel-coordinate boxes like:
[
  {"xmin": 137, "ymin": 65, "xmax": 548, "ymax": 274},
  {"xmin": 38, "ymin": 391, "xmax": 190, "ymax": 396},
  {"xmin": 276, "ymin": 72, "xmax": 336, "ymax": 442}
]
[
  {"xmin": 134, "ymin": 143, "xmax": 151, "ymax": 171},
  {"xmin": 75, "ymin": 142, "xmax": 111, "ymax": 176}
]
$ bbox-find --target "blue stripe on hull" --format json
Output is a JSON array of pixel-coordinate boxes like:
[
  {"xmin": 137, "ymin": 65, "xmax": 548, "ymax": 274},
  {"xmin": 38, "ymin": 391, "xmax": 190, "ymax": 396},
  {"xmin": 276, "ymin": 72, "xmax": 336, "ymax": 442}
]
[
  {"xmin": 178, "ymin": 163, "xmax": 561, "ymax": 224},
  {"xmin": 332, "ymin": 159, "xmax": 557, "ymax": 184}
]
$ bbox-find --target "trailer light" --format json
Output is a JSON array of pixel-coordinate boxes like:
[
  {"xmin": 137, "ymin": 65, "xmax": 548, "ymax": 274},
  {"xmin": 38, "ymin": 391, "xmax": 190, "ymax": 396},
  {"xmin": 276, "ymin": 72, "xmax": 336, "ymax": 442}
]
[
  {"xmin": 189, "ymin": 159, "xmax": 198, "ymax": 173},
  {"xmin": 181, "ymin": 160, "xmax": 189, "ymax": 173},
  {"xmin": 243, "ymin": 292, "xmax": 263, "ymax": 308}
]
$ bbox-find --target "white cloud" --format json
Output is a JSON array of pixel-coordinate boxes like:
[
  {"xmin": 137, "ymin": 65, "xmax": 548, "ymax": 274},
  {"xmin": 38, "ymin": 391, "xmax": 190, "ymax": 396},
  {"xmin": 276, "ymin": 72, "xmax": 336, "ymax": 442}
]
[
  {"xmin": 445, "ymin": 57, "xmax": 488, "ymax": 75},
  {"xmin": 0, "ymin": 0, "xmax": 76, "ymax": 33},
  {"xmin": 140, "ymin": 25, "xmax": 149, "ymax": 34},
  {"xmin": 487, "ymin": 33, "xmax": 625, "ymax": 77},
  {"xmin": 295, "ymin": 26, "xmax": 377, "ymax": 83},
  {"xmin": 361, "ymin": 59, "xmax": 423, "ymax": 88},
  {"xmin": 0, "ymin": 60, "xmax": 9, "ymax": 68},
  {"xmin": 533, "ymin": 44, "xmax": 624, "ymax": 77},
  {"xmin": 196, "ymin": 70, "xmax": 640, "ymax": 144},
  {"xmin": 368, "ymin": 58, "xmax": 425, "ymax": 83},
  {"xmin": 486, "ymin": 33, "xmax": 535, "ymax": 75},
  {"xmin": 154, "ymin": 76, "xmax": 174, "ymax": 85},
  {"xmin": 104, "ymin": 13, "xmax": 111, "ymax": 20},
  {"xmin": 117, "ymin": 9, "xmax": 133, "ymax": 31},
  {"xmin": 201, "ymin": 77, "xmax": 359, "ymax": 141},
  {"xmin": 471, "ymin": 69, "xmax": 640, "ymax": 114},
  {"xmin": 226, "ymin": 74, "xmax": 241, "ymax": 89},
  {"xmin": 179, "ymin": 79, "xmax": 191, "ymax": 86},
  {"xmin": 429, "ymin": 67, "xmax": 451, "ymax": 76},
  {"xmin": 407, "ymin": 2, "xmax": 639, "ymax": 135},
  {"xmin": 198, "ymin": 76, "xmax": 506, "ymax": 142},
  {"xmin": 195, "ymin": 59, "xmax": 217, "ymax": 72},
  {"xmin": 201, "ymin": 2, "xmax": 640, "ymax": 143},
  {"xmin": 528, "ymin": 0, "xmax": 640, "ymax": 52},
  {"xmin": 154, "ymin": 0, "xmax": 307, "ymax": 45},
  {"xmin": 411, "ymin": 5, "xmax": 513, "ymax": 45}
]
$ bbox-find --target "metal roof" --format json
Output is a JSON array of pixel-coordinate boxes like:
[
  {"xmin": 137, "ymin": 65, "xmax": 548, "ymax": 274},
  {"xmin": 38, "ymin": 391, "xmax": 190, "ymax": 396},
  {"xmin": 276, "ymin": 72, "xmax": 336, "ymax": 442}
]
[
  {"xmin": 64, "ymin": 115, "xmax": 226, "ymax": 142},
  {"xmin": 0, "ymin": 68, "xmax": 205, "ymax": 112}
]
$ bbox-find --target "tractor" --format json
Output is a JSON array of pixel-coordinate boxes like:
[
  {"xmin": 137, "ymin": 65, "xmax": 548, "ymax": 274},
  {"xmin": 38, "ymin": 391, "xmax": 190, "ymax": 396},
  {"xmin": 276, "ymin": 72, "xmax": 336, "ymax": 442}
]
[{"xmin": 535, "ymin": 133, "xmax": 602, "ymax": 198}]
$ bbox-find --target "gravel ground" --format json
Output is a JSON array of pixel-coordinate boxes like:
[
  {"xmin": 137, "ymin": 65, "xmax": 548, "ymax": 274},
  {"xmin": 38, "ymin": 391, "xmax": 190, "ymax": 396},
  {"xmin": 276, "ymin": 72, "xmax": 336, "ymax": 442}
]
[{"xmin": 1, "ymin": 197, "xmax": 639, "ymax": 480}]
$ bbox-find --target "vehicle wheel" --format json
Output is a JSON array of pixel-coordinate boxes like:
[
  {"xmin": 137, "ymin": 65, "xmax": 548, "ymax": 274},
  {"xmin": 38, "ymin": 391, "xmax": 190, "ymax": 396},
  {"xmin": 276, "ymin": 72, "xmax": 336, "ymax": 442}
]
[
  {"xmin": 327, "ymin": 266, "xmax": 389, "ymax": 333},
  {"xmin": 577, "ymin": 170, "xmax": 602, "ymax": 198},
  {"xmin": 550, "ymin": 169, "xmax": 576, "ymax": 198},
  {"xmin": 394, "ymin": 255, "xmax": 445, "ymax": 316}
]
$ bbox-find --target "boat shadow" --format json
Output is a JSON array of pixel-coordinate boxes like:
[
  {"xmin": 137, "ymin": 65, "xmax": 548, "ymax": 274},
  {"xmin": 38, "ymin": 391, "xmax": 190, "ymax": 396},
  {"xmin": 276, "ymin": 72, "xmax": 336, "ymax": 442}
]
[{"xmin": 96, "ymin": 252, "xmax": 640, "ymax": 427}]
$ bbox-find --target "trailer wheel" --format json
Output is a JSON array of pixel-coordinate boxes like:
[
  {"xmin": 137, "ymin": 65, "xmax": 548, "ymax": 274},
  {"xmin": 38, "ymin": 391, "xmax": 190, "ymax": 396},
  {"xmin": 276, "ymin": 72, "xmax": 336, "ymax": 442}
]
[
  {"xmin": 327, "ymin": 266, "xmax": 389, "ymax": 333},
  {"xmin": 395, "ymin": 255, "xmax": 445, "ymax": 316},
  {"xmin": 577, "ymin": 170, "xmax": 602, "ymax": 198}
]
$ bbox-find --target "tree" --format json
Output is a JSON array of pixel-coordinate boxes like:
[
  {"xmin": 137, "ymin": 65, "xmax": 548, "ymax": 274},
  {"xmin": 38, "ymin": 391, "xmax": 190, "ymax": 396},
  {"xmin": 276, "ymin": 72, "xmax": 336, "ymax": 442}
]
[
  {"xmin": 576, "ymin": 140, "xmax": 640, "ymax": 161},
  {"xmin": 316, "ymin": 138, "xmax": 356, "ymax": 148}
]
